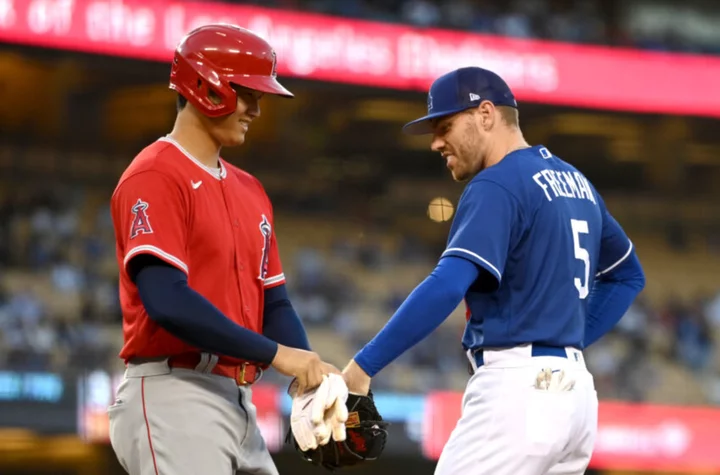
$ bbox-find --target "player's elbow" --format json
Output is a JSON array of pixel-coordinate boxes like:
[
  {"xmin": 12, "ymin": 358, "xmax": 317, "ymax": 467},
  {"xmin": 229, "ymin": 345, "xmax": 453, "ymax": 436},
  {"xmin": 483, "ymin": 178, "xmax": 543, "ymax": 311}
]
[
  {"xmin": 138, "ymin": 287, "xmax": 179, "ymax": 326},
  {"xmin": 142, "ymin": 297, "xmax": 175, "ymax": 325},
  {"xmin": 633, "ymin": 267, "xmax": 646, "ymax": 293},
  {"xmin": 603, "ymin": 250, "xmax": 645, "ymax": 293},
  {"xmin": 626, "ymin": 251, "xmax": 646, "ymax": 293}
]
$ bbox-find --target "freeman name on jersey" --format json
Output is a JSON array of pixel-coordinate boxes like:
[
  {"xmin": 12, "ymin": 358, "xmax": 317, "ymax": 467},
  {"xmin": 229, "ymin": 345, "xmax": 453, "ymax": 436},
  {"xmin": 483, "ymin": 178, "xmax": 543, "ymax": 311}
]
[{"xmin": 532, "ymin": 169, "xmax": 597, "ymax": 204}]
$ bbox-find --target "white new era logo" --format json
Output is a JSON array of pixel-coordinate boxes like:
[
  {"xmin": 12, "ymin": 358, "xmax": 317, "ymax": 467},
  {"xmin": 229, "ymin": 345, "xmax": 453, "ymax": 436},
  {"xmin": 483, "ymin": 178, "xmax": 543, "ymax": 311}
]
[{"xmin": 469, "ymin": 93, "xmax": 481, "ymax": 101}]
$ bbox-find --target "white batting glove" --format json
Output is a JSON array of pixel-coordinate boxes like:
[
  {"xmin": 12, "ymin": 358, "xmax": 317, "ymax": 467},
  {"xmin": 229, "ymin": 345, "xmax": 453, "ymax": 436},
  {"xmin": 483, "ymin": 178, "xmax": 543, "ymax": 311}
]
[
  {"xmin": 324, "ymin": 374, "xmax": 349, "ymax": 443},
  {"xmin": 290, "ymin": 374, "xmax": 349, "ymax": 450},
  {"xmin": 310, "ymin": 374, "xmax": 349, "ymax": 445},
  {"xmin": 534, "ymin": 368, "xmax": 575, "ymax": 391},
  {"xmin": 290, "ymin": 386, "xmax": 322, "ymax": 451}
]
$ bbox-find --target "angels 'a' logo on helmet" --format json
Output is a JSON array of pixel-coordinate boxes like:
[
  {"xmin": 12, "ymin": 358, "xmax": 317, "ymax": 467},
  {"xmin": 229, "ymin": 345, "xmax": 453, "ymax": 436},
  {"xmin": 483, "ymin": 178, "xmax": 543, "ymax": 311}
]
[
  {"xmin": 129, "ymin": 199, "xmax": 153, "ymax": 239},
  {"xmin": 258, "ymin": 214, "xmax": 272, "ymax": 280},
  {"xmin": 270, "ymin": 50, "xmax": 278, "ymax": 77}
]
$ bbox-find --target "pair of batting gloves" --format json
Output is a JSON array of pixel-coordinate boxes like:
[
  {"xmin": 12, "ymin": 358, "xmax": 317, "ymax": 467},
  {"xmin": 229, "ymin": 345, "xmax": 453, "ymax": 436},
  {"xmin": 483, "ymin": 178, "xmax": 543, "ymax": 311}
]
[
  {"xmin": 534, "ymin": 368, "xmax": 576, "ymax": 391},
  {"xmin": 289, "ymin": 374, "xmax": 349, "ymax": 451}
]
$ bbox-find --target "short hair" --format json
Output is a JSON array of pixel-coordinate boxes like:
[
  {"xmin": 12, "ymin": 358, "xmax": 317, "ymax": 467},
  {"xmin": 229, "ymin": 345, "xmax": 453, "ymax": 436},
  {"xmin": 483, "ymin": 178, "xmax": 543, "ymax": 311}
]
[
  {"xmin": 175, "ymin": 89, "xmax": 223, "ymax": 113},
  {"xmin": 497, "ymin": 106, "xmax": 519, "ymax": 128},
  {"xmin": 176, "ymin": 94, "xmax": 187, "ymax": 112}
]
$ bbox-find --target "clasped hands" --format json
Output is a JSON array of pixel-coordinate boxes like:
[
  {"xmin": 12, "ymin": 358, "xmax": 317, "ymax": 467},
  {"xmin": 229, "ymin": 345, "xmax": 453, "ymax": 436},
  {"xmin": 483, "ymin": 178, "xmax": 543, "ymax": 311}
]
[
  {"xmin": 289, "ymin": 373, "xmax": 349, "ymax": 451},
  {"xmin": 277, "ymin": 344, "xmax": 373, "ymax": 452}
]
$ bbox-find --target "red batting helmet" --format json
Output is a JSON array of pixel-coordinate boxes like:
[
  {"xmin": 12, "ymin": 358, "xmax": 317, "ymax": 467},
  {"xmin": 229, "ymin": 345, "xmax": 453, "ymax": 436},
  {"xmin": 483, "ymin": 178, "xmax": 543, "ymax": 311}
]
[{"xmin": 169, "ymin": 24, "xmax": 293, "ymax": 117}]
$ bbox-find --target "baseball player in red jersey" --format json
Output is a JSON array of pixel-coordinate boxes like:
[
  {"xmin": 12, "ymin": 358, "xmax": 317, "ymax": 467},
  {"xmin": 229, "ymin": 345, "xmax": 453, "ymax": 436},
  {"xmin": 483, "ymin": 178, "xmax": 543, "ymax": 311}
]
[{"xmin": 107, "ymin": 24, "xmax": 339, "ymax": 475}]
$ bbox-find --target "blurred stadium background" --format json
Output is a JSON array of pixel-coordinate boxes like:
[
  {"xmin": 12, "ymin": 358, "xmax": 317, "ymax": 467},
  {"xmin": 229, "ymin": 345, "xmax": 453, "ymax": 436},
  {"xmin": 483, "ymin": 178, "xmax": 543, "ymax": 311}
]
[{"xmin": 1, "ymin": 0, "xmax": 720, "ymax": 474}]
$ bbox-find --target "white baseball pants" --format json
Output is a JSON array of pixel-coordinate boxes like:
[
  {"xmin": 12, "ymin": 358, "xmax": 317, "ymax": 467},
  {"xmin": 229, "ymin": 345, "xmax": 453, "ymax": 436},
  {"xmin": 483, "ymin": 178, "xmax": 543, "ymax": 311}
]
[{"xmin": 435, "ymin": 346, "xmax": 598, "ymax": 475}]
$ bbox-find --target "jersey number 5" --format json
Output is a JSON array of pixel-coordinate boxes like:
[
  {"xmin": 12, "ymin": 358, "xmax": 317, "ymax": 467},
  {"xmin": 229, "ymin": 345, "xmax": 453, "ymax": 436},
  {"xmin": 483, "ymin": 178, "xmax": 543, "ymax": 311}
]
[{"xmin": 571, "ymin": 219, "xmax": 590, "ymax": 299}]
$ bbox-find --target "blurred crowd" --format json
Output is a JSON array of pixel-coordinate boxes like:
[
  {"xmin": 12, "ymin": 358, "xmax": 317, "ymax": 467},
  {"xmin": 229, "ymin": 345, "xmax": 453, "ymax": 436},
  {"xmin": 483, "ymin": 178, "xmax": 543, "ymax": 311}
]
[
  {"xmin": 587, "ymin": 294, "xmax": 720, "ymax": 405},
  {"xmin": 238, "ymin": 0, "xmax": 720, "ymax": 55},
  {"xmin": 0, "ymin": 188, "xmax": 121, "ymax": 373},
  {"xmin": 1, "ymin": 187, "xmax": 720, "ymax": 406}
]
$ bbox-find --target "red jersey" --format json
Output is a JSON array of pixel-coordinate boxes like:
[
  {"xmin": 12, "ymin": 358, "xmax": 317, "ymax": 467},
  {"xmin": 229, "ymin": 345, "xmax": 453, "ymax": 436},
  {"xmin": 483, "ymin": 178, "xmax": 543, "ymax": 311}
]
[{"xmin": 111, "ymin": 136, "xmax": 285, "ymax": 363}]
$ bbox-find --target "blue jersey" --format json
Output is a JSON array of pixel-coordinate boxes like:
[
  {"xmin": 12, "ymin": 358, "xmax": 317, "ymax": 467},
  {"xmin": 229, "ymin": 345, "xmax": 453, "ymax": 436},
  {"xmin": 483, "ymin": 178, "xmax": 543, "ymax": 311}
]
[{"xmin": 443, "ymin": 145, "xmax": 633, "ymax": 350}]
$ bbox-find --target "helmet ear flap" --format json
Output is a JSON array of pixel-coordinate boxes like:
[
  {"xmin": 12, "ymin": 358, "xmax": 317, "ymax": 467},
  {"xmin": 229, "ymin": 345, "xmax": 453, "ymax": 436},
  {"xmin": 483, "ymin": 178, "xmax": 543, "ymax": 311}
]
[{"xmin": 170, "ymin": 53, "xmax": 237, "ymax": 117}]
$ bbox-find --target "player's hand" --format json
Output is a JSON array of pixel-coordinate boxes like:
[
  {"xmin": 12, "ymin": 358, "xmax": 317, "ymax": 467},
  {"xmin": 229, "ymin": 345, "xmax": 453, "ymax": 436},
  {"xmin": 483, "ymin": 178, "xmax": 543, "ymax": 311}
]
[
  {"xmin": 272, "ymin": 345, "xmax": 340, "ymax": 394},
  {"xmin": 289, "ymin": 374, "xmax": 349, "ymax": 451},
  {"xmin": 341, "ymin": 359, "xmax": 371, "ymax": 396}
]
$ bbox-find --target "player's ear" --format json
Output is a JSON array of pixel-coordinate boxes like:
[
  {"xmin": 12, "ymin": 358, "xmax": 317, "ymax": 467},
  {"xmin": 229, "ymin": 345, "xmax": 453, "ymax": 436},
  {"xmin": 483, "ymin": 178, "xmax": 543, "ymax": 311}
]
[{"xmin": 476, "ymin": 101, "xmax": 495, "ymax": 131}]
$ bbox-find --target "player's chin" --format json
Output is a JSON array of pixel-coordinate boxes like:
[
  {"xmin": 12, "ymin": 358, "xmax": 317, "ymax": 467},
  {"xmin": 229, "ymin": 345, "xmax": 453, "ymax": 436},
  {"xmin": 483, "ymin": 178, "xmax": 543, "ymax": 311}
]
[
  {"xmin": 450, "ymin": 168, "xmax": 469, "ymax": 182},
  {"xmin": 221, "ymin": 131, "xmax": 247, "ymax": 147}
]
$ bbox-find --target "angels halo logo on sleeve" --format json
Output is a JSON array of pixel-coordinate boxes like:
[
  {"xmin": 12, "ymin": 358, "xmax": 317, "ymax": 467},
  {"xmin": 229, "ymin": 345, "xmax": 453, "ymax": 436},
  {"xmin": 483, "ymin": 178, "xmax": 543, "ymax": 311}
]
[{"xmin": 129, "ymin": 199, "xmax": 153, "ymax": 239}]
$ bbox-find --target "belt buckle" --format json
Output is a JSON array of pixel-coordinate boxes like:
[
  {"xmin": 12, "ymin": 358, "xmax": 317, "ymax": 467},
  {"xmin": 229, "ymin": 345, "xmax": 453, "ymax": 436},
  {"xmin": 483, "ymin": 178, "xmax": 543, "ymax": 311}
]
[
  {"xmin": 238, "ymin": 363, "xmax": 263, "ymax": 385},
  {"xmin": 239, "ymin": 363, "xmax": 249, "ymax": 385}
]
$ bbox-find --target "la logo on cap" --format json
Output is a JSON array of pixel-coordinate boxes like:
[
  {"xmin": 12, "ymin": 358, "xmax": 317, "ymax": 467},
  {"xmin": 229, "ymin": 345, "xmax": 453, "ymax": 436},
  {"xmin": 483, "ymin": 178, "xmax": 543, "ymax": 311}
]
[{"xmin": 427, "ymin": 93, "xmax": 433, "ymax": 112}]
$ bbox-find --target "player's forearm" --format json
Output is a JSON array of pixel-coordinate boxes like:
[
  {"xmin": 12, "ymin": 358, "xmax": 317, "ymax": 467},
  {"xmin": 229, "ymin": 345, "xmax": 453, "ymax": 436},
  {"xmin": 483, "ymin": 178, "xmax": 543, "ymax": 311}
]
[
  {"xmin": 584, "ymin": 251, "xmax": 645, "ymax": 347},
  {"xmin": 354, "ymin": 256, "xmax": 479, "ymax": 377},
  {"xmin": 135, "ymin": 264, "xmax": 279, "ymax": 363},
  {"xmin": 262, "ymin": 284, "xmax": 312, "ymax": 351}
]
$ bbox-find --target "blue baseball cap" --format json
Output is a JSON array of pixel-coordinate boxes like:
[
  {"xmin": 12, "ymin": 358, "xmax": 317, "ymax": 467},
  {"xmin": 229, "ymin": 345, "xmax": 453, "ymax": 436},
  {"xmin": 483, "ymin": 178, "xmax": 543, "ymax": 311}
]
[{"xmin": 402, "ymin": 67, "xmax": 518, "ymax": 135}]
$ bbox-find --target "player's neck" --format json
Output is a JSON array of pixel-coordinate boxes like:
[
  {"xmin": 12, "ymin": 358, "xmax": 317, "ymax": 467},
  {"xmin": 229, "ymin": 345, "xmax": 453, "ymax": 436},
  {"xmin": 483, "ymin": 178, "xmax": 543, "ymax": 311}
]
[
  {"xmin": 168, "ymin": 116, "xmax": 222, "ymax": 169},
  {"xmin": 488, "ymin": 130, "xmax": 530, "ymax": 168}
]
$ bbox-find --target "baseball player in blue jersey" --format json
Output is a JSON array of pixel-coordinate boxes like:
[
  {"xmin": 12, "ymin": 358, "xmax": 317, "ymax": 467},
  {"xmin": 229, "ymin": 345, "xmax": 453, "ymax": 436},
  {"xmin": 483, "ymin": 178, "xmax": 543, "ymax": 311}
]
[{"xmin": 341, "ymin": 67, "xmax": 646, "ymax": 474}]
